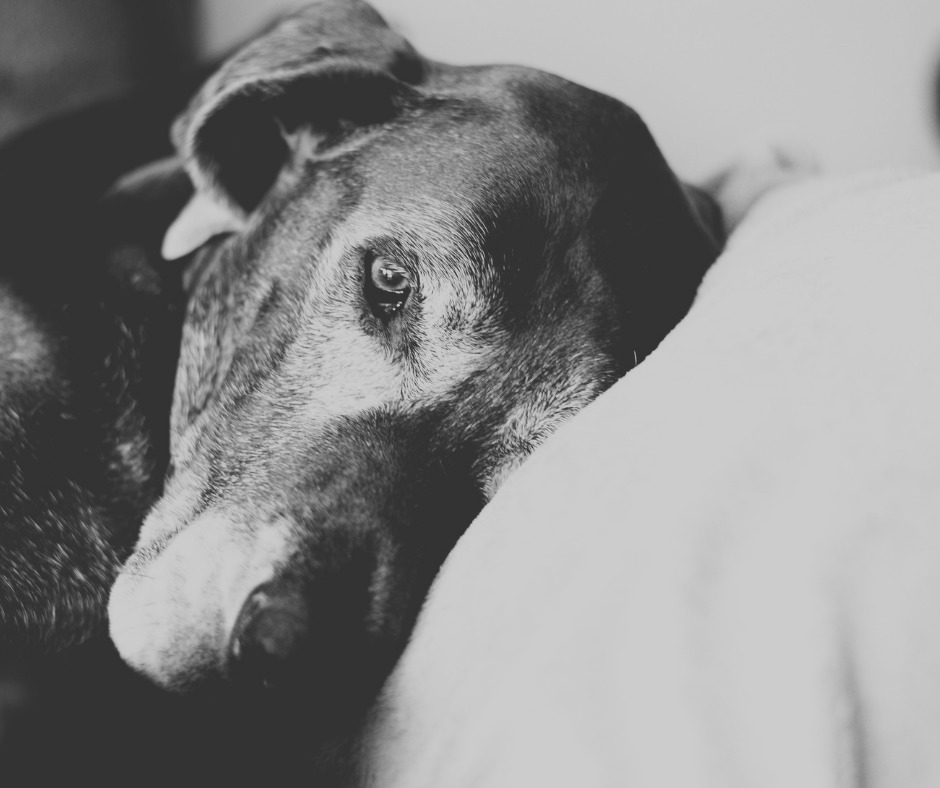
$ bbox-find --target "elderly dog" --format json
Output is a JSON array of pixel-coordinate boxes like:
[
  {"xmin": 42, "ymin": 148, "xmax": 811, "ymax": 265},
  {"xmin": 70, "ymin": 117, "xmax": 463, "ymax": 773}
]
[
  {"xmin": 2, "ymin": 0, "xmax": 725, "ymax": 746},
  {"xmin": 107, "ymin": 0, "xmax": 725, "ymax": 720}
]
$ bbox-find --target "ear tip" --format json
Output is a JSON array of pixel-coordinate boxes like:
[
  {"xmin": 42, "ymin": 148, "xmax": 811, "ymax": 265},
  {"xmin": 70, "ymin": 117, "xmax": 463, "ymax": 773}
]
[
  {"xmin": 161, "ymin": 191, "xmax": 246, "ymax": 261},
  {"xmin": 161, "ymin": 226, "xmax": 187, "ymax": 262}
]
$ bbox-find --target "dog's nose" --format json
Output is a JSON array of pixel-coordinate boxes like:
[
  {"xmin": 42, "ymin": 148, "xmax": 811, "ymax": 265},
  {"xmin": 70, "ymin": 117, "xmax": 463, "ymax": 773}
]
[
  {"xmin": 227, "ymin": 549, "xmax": 381, "ymax": 704},
  {"xmin": 229, "ymin": 583, "xmax": 313, "ymax": 690}
]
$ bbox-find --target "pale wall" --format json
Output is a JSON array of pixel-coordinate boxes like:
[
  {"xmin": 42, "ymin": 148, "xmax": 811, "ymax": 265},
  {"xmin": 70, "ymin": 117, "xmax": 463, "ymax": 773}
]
[{"xmin": 197, "ymin": 0, "xmax": 940, "ymax": 181}]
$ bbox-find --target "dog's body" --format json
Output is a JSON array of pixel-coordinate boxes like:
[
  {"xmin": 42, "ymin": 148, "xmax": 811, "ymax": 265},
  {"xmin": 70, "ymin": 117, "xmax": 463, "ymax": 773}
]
[
  {"xmin": 0, "ymin": 83, "xmax": 221, "ymax": 782},
  {"xmin": 0, "ymin": 158, "xmax": 186, "ymax": 653},
  {"xmin": 0, "ymin": 0, "xmax": 732, "ymax": 774},
  {"xmin": 0, "ymin": 70, "xmax": 216, "ymax": 653}
]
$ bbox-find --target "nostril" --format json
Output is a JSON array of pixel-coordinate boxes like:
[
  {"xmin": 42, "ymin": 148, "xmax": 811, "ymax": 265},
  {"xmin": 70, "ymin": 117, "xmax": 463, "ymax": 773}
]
[
  {"xmin": 226, "ymin": 550, "xmax": 396, "ymax": 731},
  {"xmin": 229, "ymin": 584, "xmax": 313, "ymax": 691}
]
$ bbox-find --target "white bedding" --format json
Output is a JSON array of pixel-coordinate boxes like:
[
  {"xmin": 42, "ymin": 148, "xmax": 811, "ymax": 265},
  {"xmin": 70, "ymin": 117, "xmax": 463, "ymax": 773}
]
[{"xmin": 358, "ymin": 170, "xmax": 940, "ymax": 788}]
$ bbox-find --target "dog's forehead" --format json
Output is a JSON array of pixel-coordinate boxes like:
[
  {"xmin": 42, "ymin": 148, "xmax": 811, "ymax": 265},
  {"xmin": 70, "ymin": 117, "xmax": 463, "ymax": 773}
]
[
  {"xmin": 434, "ymin": 63, "xmax": 621, "ymax": 141},
  {"xmin": 241, "ymin": 63, "xmax": 635, "ymax": 300},
  {"xmin": 364, "ymin": 64, "xmax": 621, "ymax": 198}
]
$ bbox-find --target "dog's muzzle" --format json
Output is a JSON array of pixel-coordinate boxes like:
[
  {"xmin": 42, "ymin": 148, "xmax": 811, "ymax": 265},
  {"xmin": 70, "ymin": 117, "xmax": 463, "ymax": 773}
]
[{"xmin": 109, "ymin": 413, "xmax": 480, "ymax": 728}]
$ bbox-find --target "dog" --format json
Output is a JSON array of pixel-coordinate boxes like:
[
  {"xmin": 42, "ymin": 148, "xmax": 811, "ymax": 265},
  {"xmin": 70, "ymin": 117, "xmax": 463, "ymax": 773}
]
[
  {"xmin": 2, "ymin": 0, "xmax": 734, "ymax": 771},
  {"xmin": 105, "ymin": 0, "xmax": 725, "ymax": 720}
]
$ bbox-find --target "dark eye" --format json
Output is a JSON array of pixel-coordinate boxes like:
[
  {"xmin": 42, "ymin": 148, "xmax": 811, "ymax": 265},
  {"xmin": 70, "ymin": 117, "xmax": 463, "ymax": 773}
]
[{"xmin": 365, "ymin": 254, "xmax": 412, "ymax": 319}]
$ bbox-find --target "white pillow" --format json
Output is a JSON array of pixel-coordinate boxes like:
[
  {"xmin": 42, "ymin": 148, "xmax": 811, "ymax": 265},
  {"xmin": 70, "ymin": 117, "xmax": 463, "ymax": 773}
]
[{"xmin": 360, "ymin": 171, "xmax": 940, "ymax": 788}]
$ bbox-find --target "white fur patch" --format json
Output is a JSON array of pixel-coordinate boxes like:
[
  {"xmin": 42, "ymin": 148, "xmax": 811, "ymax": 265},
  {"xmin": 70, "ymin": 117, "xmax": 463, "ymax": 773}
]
[{"xmin": 109, "ymin": 512, "xmax": 295, "ymax": 689}]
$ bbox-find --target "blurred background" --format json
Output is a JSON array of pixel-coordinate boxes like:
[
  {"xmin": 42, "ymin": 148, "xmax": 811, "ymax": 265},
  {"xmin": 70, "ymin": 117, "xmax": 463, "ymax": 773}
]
[
  {"xmin": 1, "ymin": 0, "xmax": 939, "ymax": 180},
  {"xmin": 0, "ymin": 0, "xmax": 939, "ymax": 181}
]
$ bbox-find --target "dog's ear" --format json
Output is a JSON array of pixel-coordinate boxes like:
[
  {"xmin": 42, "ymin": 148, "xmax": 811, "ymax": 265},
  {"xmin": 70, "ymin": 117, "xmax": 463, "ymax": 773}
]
[
  {"xmin": 593, "ymin": 108, "xmax": 725, "ymax": 363},
  {"xmin": 163, "ymin": 0, "xmax": 423, "ymax": 260}
]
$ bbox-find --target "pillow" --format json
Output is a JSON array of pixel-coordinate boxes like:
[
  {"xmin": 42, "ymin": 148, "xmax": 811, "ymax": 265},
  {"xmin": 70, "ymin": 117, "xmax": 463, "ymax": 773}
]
[{"xmin": 359, "ymin": 170, "xmax": 940, "ymax": 788}]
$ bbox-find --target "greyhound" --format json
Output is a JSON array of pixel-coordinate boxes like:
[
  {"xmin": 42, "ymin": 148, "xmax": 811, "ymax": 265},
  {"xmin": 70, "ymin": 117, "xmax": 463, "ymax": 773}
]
[
  {"xmin": 1, "ymin": 0, "xmax": 746, "ymax": 766},
  {"xmin": 105, "ymin": 0, "xmax": 726, "ymax": 723}
]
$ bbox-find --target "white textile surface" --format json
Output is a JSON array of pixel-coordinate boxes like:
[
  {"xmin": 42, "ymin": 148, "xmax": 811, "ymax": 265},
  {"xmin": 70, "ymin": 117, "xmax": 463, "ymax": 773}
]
[{"xmin": 360, "ymin": 171, "xmax": 940, "ymax": 788}]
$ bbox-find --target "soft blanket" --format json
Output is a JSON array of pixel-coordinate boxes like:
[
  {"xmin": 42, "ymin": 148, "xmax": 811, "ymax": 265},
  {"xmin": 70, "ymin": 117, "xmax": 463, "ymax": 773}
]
[{"xmin": 360, "ymin": 170, "xmax": 940, "ymax": 788}]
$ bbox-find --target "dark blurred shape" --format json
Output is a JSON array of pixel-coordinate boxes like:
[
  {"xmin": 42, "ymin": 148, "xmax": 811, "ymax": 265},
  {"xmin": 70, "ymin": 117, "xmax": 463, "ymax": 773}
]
[
  {"xmin": 934, "ymin": 49, "xmax": 940, "ymax": 145},
  {"xmin": 0, "ymin": 0, "xmax": 198, "ymax": 143},
  {"xmin": 0, "ymin": 56, "xmax": 334, "ymax": 788},
  {"xmin": 0, "ymin": 66, "xmax": 211, "ymax": 249},
  {"xmin": 122, "ymin": 1, "xmax": 199, "ymax": 84}
]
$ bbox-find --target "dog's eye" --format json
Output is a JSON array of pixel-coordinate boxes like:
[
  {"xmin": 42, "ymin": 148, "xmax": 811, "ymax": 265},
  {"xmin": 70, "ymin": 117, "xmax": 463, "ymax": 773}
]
[
  {"xmin": 372, "ymin": 258, "xmax": 409, "ymax": 292},
  {"xmin": 366, "ymin": 255, "xmax": 412, "ymax": 318}
]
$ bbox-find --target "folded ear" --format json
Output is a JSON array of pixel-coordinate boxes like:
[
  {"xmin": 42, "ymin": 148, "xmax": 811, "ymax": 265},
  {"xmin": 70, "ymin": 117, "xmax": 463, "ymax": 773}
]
[
  {"xmin": 593, "ymin": 108, "xmax": 726, "ymax": 363},
  {"xmin": 162, "ymin": 190, "xmax": 246, "ymax": 262},
  {"xmin": 163, "ymin": 0, "xmax": 424, "ymax": 260}
]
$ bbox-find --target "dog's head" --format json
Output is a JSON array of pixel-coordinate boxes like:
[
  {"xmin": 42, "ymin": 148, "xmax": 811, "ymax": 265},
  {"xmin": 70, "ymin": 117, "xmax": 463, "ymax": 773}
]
[{"xmin": 109, "ymin": 0, "xmax": 721, "ymax": 728}]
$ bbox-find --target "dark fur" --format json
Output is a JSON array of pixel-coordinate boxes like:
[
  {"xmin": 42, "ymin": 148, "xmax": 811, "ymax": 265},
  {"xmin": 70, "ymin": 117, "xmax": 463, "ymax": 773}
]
[
  {"xmin": 0, "ymin": 68, "xmax": 220, "ymax": 652},
  {"xmin": 0, "ymin": 72, "xmax": 338, "ymax": 788},
  {"xmin": 0, "ymin": 75, "xmax": 220, "ymax": 785}
]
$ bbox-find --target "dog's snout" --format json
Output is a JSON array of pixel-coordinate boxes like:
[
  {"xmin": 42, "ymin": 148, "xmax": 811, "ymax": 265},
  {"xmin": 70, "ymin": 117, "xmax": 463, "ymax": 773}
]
[{"xmin": 230, "ymin": 583, "xmax": 313, "ymax": 690}]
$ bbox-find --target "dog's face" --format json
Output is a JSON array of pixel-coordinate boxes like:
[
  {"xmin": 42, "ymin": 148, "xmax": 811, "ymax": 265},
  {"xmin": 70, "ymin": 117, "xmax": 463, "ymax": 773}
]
[{"xmin": 109, "ymin": 0, "xmax": 721, "ymax": 726}]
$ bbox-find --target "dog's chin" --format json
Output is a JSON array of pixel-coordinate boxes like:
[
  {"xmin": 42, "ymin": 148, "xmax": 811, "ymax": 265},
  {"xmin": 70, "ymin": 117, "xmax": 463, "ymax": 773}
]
[{"xmin": 108, "ymin": 513, "xmax": 295, "ymax": 691}]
